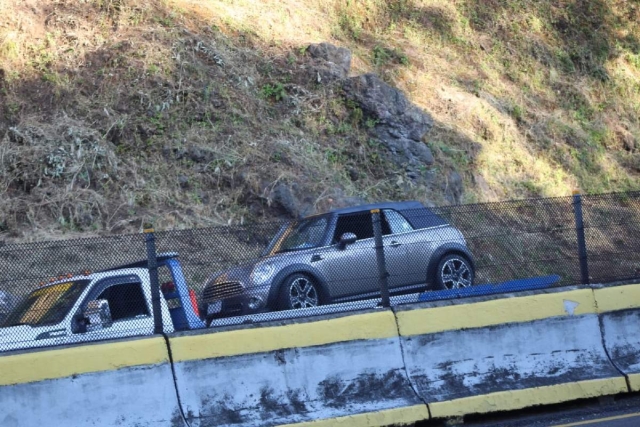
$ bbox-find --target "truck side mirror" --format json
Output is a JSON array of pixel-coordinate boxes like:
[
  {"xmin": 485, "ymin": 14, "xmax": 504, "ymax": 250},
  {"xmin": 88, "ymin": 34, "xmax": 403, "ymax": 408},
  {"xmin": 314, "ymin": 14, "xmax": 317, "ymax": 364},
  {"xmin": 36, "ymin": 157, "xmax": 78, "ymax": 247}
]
[
  {"xmin": 83, "ymin": 299, "xmax": 113, "ymax": 332},
  {"xmin": 338, "ymin": 232, "xmax": 357, "ymax": 249}
]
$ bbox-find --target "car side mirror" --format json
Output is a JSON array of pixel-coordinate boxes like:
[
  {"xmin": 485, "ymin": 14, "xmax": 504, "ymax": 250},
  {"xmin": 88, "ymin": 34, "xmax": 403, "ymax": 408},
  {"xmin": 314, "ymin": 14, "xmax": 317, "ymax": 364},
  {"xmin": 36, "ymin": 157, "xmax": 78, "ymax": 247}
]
[
  {"xmin": 338, "ymin": 232, "xmax": 357, "ymax": 249},
  {"xmin": 83, "ymin": 299, "xmax": 113, "ymax": 332}
]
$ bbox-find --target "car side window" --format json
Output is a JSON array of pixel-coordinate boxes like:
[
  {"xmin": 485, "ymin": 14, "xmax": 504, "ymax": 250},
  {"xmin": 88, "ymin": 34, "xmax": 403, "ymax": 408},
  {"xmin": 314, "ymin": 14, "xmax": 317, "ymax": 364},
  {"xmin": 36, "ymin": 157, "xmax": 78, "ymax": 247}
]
[
  {"xmin": 383, "ymin": 209, "xmax": 414, "ymax": 234},
  {"xmin": 95, "ymin": 282, "xmax": 149, "ymax": 322},
  {"xmin": 333, "ymin": 212, "xmax": 374, "ymax": 242}
]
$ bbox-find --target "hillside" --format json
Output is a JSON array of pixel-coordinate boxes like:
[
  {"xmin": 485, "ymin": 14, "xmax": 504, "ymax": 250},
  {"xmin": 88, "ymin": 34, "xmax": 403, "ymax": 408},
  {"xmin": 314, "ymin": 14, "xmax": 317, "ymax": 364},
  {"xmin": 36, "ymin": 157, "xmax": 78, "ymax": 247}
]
[{"xmin": 1, "ymin": 0, "xmax": 639, "ymax": 241}]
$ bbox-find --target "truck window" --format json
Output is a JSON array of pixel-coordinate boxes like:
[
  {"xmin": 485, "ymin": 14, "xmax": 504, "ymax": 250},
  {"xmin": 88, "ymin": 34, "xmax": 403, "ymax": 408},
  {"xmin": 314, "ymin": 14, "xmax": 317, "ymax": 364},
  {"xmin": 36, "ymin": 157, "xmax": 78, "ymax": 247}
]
[
  {"xmin": 95, "ymin": 282, "xmax": 149, "ymax": 321},
  {"xmin": 2, "ymin": 280, "xmax": 89, "ymax": 327}
]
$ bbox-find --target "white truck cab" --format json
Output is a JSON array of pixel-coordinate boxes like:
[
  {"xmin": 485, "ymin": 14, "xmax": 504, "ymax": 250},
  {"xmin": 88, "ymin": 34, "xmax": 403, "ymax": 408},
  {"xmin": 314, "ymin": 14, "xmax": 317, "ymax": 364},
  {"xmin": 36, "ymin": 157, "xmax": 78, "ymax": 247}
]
[{"xmin": 0, "ymin": 268, "xmax": 174, "ymax": 352}]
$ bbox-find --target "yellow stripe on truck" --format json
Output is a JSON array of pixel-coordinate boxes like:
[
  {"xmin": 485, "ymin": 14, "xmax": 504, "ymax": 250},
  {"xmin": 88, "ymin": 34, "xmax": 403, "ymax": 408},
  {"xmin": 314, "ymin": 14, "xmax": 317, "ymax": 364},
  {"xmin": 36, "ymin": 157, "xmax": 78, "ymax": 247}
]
[
  {"xmin": 429, "ymin": 377, "xmax": 628, "ymax": 418},
  {"xmin": 0, "ymin": 336, "xmax": 169, "ymax": 386},
  {"xmin": 594, "ymin": 284, "xmax": 640, "ymax": 313},
  {"xmin": 277, "ymin": 404, "xmax": 430, "ymax": 427},
  {"xmin": 170, "ymin": 310, "xmax": 398, "ymax": 362},
  {"xmin": 396, "ymin": 289, "xmax": 597, "ymax": 337}
]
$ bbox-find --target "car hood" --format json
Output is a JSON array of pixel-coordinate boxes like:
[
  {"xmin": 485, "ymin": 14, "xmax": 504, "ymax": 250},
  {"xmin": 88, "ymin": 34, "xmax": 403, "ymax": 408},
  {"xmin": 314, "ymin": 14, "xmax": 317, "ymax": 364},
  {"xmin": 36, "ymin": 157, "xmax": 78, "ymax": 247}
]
[
  {"xmin": 205, "ymin": 249, "xmax": 320, "ymax": 287},
  {"xmin": 207, "ymin": 264, "xmax": 254, "ymax": 285}
]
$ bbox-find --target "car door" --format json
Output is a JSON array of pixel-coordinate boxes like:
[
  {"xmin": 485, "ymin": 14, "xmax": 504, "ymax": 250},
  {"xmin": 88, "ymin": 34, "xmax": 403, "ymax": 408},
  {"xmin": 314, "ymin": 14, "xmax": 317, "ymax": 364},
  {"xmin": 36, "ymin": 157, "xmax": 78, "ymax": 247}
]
[
  {"xmin": 381, "ymin": 209, "xmax": 413, "ymax": 289},
  {"xmin": 315, "ymin": 210, "xmax": 408, "ymax": 299},
  {"xmin": 388, "ymin": 208, "xmax": 441, "ymax": 286},
  {"xmin": 312, "ymin": 211, "xmax": 377, "ymax": 299}
]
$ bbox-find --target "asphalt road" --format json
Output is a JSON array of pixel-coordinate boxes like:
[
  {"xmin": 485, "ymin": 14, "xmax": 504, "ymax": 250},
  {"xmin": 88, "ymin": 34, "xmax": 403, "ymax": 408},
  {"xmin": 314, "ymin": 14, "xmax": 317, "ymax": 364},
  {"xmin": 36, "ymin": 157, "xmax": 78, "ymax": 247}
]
[
  {"xmin": 415, "ymin": 394, "xmax": 640, "ymax": 427},
  {"xmin": 551, "ymin": 413, "xmax": 640, "ymax": 427}
]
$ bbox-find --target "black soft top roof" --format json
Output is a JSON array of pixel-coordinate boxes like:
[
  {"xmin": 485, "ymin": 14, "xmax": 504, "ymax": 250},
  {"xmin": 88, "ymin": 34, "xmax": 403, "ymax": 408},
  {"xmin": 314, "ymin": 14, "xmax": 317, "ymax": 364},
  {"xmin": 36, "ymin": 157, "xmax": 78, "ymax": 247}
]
[{"xmin": 323, "ymin": 201, "xmax": 449, "ymax": 229}]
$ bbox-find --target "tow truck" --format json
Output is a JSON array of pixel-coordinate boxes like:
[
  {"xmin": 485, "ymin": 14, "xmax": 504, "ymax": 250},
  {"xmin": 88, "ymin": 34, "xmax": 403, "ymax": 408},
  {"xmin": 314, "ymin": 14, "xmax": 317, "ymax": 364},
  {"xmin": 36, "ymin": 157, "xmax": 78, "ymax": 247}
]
[{"xmin": 0, "ymin": 253, "xmax": 205, "ymax": 352}]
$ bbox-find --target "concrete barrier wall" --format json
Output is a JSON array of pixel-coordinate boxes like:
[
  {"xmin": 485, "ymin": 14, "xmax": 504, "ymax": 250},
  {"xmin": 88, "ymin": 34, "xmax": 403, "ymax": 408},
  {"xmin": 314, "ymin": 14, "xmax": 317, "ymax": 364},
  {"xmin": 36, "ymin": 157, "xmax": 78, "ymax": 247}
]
[
  {"xmin": 595, "ymin": 284, "xmax": 640, "ymax": 392},
  {"xmin": 5, "ymin": 284, "xmax": 640, "ymax": 426},
  {"xmin": 0, "ymin": 336, "xmax": 185, "ymax": 427},
  {"xmin": 394, "ymin": 288, "xmax": 628, "ymax": 419},
  {"xmin": 168, "ymin": 309, "xmax": 429, "ymax": 427}
]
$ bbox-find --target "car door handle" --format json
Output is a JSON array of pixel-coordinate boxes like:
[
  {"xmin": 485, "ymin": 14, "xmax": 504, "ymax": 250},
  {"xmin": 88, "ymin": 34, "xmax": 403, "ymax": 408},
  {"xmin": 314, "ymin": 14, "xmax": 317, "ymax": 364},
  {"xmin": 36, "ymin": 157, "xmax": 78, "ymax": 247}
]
[
  {"xmin": 311, "ymin": 254, "xmax": 324, "ymax": 262},
  {"xmin": 389, "ymin": 241, "xmax": 401, "ymax": 248}
]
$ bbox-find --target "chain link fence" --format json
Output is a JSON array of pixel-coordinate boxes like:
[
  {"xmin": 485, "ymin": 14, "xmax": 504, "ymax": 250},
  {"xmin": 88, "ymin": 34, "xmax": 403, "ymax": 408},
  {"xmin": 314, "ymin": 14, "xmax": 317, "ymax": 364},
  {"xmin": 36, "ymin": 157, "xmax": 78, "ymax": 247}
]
[{"xmin": 1, "ymin": 191, "xmax": 639, "ymax": 351}]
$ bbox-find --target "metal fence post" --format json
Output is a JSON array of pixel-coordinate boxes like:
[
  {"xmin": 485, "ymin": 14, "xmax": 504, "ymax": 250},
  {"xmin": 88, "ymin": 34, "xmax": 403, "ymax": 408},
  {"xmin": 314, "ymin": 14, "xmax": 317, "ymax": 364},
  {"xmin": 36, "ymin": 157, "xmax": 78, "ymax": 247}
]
[
  {"xmin": 144, "ymin": 224, "xmax": 163, "ymax": 334},
  {"xmin": 572, "ymin": 192, "xmax": 590, "ymax": 285},
  {"xmin": 371, "ymin": 209, "xmax": 391, "ymax": 308}
]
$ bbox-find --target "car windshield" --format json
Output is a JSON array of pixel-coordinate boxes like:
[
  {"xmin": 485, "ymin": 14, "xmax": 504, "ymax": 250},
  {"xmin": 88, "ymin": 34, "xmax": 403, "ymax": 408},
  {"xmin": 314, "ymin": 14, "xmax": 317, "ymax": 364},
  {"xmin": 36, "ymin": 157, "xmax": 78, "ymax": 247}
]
[
  {"xmin": 270, "ymin": 216, "xmax": 328, "ymax": 254},
  {"xmin": 2, "ymin": 280, "xmax": 89, "ymax": 328}
]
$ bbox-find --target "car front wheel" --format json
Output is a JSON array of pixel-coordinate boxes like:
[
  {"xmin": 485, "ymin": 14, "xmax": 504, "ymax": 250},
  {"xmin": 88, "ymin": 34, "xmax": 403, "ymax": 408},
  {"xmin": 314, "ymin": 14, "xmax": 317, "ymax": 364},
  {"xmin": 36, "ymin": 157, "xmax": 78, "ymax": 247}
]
[
  {"xmin": 278, "ymin": 274, "xmax": 321, "ymax": 310},
  {"xmin": 434, "ymin": 254, "xmax": 474, "ymax": 290}
]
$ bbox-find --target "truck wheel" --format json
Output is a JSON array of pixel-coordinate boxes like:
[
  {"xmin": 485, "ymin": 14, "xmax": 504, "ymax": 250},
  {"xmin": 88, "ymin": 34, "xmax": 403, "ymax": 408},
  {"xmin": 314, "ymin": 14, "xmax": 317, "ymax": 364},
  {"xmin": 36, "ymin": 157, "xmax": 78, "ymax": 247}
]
[
  {"xmin": 434, "ymin": 254, "xmax": 474, "ymax": 290},
  {"xmin": 278, "ymin": 274, "xmax": 321, "ymax": 310}
]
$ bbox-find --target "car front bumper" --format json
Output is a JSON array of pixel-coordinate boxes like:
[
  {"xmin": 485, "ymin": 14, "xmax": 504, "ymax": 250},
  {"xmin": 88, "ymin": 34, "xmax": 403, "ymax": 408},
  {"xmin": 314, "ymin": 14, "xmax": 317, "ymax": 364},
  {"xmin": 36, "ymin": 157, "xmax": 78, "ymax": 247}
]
[{"xmin": 204, "ymin": 283, "xmax": 272, "ymax": 319}]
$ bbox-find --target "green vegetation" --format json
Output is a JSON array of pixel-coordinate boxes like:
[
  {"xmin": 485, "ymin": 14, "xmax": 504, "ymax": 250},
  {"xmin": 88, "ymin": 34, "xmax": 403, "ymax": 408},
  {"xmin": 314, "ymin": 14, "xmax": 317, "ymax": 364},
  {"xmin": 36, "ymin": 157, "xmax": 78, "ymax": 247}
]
[{"xmin": 260, "ymin": 83, "xmax": 286, "ymax": 101}]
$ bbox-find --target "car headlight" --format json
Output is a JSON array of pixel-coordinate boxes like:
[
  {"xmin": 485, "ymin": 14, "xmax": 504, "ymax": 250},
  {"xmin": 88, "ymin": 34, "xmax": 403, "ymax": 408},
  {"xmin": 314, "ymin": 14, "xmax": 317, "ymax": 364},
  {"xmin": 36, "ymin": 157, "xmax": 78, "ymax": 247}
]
[{"xmin": 251, "ymin": 263, "xmax": 275, "ymax": 285}]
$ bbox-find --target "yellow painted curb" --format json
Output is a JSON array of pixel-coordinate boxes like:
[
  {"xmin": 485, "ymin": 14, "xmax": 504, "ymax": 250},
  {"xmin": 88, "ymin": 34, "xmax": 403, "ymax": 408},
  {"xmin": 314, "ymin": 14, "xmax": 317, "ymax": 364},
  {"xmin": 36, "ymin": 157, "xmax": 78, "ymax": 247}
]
[
  {"xmin": 0, "ymin": 337, "xmax": 169, "ymax": 386},
  {"xmin": 429, "ymin": 377, "xmax": 628, "ymax": 418},
  {"xmin": 397, "ymin": 289, "xmax": 596, "ymax": 337},
  {"xmin": 171, "ymin": 310, "xmax": 398, "ymax": 362},
  {"xmin": 594, "ymin": 284, "xmax": 640, "ymax": 313},
  {"xmin": 627, "ymin": 373, "xmax": 640, "ymax": 392},
  {"xmin": 277, "ymin": 404, "xmax": 430, "ymax": 427}
]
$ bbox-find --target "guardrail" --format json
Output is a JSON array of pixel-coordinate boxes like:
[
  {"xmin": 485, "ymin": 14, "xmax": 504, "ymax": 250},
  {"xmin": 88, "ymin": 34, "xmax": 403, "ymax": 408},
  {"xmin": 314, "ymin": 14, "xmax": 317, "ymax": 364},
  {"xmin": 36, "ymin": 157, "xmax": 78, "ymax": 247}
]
[{"xmin": 3, "ymin": 282, "xmax": 640, "ymax": 426}]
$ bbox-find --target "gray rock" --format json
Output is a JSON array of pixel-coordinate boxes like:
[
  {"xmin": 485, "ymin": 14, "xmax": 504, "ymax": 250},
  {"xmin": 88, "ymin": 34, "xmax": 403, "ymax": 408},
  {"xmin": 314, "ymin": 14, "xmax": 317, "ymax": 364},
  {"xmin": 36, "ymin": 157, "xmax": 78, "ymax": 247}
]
[
  {"xmin": 343, "ymin": 74, "xmax": 435, "ymax": 173},
  {"xmin": 188, "ymin": 146, "xmax": 213, "ymax": 163},
  {"xmin": 272, "ymin": 183, "xmax": 297, "ymax": 216},
  {"xmin": 178, "ymin": 175, "xmax": 190, "ymax": 188},
  {"xmin": 444, "ymin": 170, "xmax": 464, "ymax": 204},
  {"xmin": 347, "ymin": 167, "xmax": 360, "ymax": 181},
  {"xmin": 313, "ymin": 188, "xmax": 367, "ymax": 214},
  {"xmin": 270, "ymin": 183, "xmax": 367, "ymax": 219},
  {"xmin": 271, "ymin": 183, "xmax": 314, "ymax": 219},
  {"xmin": 307, "ymin": 43, "xmax": 352, "ymax": 83}
]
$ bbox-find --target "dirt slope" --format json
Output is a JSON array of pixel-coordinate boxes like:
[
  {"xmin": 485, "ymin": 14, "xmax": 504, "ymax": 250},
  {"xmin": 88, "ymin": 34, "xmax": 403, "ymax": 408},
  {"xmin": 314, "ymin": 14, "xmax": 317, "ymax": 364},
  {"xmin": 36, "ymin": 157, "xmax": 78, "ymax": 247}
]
[{"xmin": 0, "ymin": 0, "xmax": 639, "ymax": 241}]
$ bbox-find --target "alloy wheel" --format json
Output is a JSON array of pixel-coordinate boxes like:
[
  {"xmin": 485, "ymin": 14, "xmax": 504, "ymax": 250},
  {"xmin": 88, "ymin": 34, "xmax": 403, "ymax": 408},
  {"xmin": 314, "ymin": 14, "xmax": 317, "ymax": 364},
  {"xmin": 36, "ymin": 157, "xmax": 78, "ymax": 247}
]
[
  {"xmin": 288, "ymin": 277, "xmax": 319, "ymax": 309},
  {"xmin": 440, "ymin": 258, "xmax": 472, "ymax": 289}
]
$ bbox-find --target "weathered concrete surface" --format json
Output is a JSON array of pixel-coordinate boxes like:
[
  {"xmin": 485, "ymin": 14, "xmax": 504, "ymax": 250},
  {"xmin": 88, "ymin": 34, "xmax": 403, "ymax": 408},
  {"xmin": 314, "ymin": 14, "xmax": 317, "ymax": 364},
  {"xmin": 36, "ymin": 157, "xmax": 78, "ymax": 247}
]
[
  {"xmin": 0, "ymin": 336, "xmax": 185, "ymax": 426},
  {"xmin": 174, "ymin": 338, "xmax": 421, "ymax": 427},
  {"xmin": 4, "ymin": 285, "xmax": 639, "ymax": 426},
  {"xmin": 599, "ymin": 310, "xmax": 640, "ymax": 390},
  {"xmin": 170, "ymin": 309, "xmax": 425, "ymax": 426},
  {"xmin": 395, "ymin": 288, "xmax": 628, "ymax": 418},
  {"xmin": 595, "ymin": 284, "xmax": 640, "ymax": 392}
]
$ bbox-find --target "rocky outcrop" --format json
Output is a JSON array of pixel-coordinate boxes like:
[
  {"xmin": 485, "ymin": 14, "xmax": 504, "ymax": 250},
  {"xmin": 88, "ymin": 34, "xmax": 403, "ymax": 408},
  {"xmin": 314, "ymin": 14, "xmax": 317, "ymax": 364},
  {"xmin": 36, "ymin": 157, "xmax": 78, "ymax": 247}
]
[
  {"xmin": 342, "ymin": 73, "xmax": 435, "ymax": 177},
  {"xmin": 307, "ymin": 43, "xmax": 352, "ymax": 83},
  {"xmin": 269, "ymin": 183, "xmax": 366, "ymax": 219},
  {"xmin": 444, "ymin": 170, "xmax": 464, "ymax": 204},
  {"xmin": 268, "ymin": 43, "xmax": 451, "ymax": 218}
]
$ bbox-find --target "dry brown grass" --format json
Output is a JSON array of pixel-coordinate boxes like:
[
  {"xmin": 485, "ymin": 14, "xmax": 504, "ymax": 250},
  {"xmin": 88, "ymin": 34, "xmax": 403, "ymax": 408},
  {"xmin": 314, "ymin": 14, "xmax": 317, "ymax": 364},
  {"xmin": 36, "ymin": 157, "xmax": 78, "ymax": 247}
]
[{"xmin": 0, "ymin": 0, "xmax": 639, "ymax": 241}]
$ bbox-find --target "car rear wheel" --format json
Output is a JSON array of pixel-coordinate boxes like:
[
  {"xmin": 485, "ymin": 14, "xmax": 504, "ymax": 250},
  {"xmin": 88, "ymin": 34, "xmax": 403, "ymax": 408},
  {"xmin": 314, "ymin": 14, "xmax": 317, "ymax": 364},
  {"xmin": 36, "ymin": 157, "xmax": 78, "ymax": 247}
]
[
  {"xmin": 434, "ymin": 254, "xmax": 474, "ymax": 290},
  {"xmin": 278, "ymin": 274, "xmax": 321, "ymax": 310}
]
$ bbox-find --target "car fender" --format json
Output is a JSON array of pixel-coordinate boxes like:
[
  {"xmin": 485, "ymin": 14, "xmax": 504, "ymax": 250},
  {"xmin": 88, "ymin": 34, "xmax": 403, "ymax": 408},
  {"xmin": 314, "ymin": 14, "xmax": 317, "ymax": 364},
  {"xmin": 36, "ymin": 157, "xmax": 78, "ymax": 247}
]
[
  {"xmin": 426, "ymin": 243, "xmax": 475, "ymax": 285},
  {"xmin": 266, "ymin": 264, "xmax": 331, "ymax": 308}
]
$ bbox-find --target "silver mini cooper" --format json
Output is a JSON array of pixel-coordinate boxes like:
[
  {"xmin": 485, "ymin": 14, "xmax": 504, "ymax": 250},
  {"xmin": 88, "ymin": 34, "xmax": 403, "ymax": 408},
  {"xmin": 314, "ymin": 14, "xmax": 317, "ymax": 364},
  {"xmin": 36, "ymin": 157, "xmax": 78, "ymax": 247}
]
[{"xmin": 202, "ymin": 201, "xmax": 474, "ymax": 320}]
